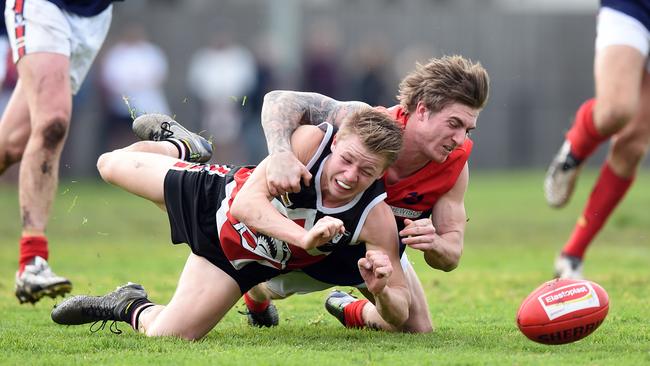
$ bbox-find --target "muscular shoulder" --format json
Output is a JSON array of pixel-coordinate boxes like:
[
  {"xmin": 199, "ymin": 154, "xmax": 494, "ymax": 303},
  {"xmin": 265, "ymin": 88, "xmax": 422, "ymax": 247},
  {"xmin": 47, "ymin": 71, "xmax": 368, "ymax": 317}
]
[
  {"xmin": 358, "ymin": 202, "xmax": 398, "ymax": 253},
  {"xmin": 291, "ymin": 125, "xmax": 325, "ymax": 165}
]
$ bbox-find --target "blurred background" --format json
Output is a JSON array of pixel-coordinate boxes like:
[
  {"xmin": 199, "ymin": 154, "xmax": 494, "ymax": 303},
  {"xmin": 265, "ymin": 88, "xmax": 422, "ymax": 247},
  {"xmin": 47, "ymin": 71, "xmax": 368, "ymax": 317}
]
[{"xmin": 1, "ymin": 0, "xmax": 613, "ymax": 180}]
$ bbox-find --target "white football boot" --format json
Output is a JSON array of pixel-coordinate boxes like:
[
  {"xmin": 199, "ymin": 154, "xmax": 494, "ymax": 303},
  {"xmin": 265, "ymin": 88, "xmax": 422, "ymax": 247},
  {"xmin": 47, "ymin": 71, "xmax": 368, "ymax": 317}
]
[
  {"xmin": 554, "ymin": 253, "xmax": 584, "ymax": 279},
  {"xmin": 544, "ymin": 140, "xmax": 583, "ymax": 208},
  {"xmin": 15, "ymin": 256, "xmax": 72, "ymax": 304}
]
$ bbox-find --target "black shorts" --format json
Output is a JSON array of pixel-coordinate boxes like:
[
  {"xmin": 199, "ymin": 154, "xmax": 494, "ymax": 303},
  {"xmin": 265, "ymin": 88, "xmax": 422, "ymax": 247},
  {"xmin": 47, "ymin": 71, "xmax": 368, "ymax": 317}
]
[{"xmin": 164, "ymin": 166, "xmax": 282, "ymax": 293}]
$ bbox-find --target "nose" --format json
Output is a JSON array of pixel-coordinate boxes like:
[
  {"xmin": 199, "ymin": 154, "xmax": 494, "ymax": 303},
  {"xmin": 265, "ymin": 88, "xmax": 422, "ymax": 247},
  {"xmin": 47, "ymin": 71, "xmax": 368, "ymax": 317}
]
[
  {"xmin": 451, "ymin": 129, "xmax": 466, "ymax": 147},
  {"xmin": 342, "ymin": 166, "xmax": 359, "ymax": 183}
]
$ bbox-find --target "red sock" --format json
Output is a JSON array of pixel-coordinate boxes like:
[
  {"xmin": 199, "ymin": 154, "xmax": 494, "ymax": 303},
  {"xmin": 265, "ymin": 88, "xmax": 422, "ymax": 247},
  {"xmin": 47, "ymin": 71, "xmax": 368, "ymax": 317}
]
[
  {"xmin": 19, "ymin": 236, "xmax": 49, "ymax": 273},
  {"xmin": 565, "ymin": 99, "xmax": 608, "ymax": 160},
  {"xmin": 343, "ymin": 299, "xmax": 369, "ymax": 328},
  {"xmin": 243, "ymin": 292, "xmax": 270, "ymax": 313},
  {"xmin": 562, "ymin": 162, "xmax": 634, "ymax": 258}
]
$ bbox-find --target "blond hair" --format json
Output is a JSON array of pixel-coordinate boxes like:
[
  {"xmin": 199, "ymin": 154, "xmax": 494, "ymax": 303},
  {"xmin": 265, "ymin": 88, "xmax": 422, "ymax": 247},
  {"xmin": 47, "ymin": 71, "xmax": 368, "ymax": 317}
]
[
  {"xmin": 337, "ymin": 108, "xmax": 403, "ymax": 167},
  {"xmin": 397, "ymin": 55, "xmax": 490, "ymax": 114}
]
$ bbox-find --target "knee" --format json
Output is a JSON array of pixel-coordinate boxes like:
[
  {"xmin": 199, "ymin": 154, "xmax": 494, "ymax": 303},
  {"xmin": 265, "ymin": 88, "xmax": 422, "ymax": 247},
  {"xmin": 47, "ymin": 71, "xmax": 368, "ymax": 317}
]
[
  {"xmin": 37, "ymin": 114, "xmax": 70, "ymax": 151},
  {"xmin": 596, "ymin": 102, "xmax": 637, "ymax": 134}
]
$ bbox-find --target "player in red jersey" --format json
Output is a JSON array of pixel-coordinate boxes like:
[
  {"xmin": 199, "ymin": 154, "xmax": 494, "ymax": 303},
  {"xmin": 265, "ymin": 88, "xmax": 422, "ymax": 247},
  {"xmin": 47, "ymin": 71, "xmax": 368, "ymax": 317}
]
[
  {"xmin": 243, "ymin": 55, "xmax": 490, "ymax": 332},
  {"xmin": 50, "ymin": 110, "xmax": 410, "ymax": 340},
  {"xmin": 544, "ymin": 1, "xmax": 650, "ymax": 279}
]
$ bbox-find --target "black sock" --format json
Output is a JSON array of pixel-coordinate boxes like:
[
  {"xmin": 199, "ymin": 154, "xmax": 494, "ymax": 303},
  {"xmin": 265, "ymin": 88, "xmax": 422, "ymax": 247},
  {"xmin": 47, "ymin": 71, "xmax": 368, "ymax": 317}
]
[{"xmin": 124, "ymin": 297, "xmax": 154, "ymax": 330}]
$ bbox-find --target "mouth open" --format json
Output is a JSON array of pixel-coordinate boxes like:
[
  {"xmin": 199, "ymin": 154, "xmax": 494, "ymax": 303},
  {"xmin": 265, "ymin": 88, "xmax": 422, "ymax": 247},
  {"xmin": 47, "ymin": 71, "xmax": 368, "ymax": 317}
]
[{"xmin": 336, "ymin": 179, "xmax": 352, "ymax": 190}]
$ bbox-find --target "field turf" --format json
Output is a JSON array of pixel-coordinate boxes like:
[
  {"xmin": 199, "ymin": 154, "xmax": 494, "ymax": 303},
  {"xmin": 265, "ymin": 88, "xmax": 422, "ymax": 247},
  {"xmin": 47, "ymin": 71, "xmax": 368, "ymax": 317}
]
[{"xmin": 0, "ymin": 170, "xmax": 649, "ymax": 365}]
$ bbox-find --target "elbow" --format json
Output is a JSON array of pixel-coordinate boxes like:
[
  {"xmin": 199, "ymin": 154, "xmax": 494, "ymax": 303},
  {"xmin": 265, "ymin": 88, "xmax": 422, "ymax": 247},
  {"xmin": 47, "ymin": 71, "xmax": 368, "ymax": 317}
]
[
  {"xmin": 441, "ymin": 257, "xmax": 460, "ymax": 272},
  {"xmin": 229, "ymin": 197, "xmax": 247, "ymax": 223},
  {"xmin": 263, "ymin": 90, "xmax": 283, "ymax": 102},
  {"xmin": 262, "ymin": 90, "xmax": 287, "ymax": 112}
]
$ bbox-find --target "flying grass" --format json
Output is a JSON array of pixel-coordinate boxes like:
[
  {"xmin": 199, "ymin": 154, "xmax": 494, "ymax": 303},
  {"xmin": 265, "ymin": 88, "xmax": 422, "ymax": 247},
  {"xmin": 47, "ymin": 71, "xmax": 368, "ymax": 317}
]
[{"xmin": 0, "ymin": 170, "xmax": 649, "ymax": 365}]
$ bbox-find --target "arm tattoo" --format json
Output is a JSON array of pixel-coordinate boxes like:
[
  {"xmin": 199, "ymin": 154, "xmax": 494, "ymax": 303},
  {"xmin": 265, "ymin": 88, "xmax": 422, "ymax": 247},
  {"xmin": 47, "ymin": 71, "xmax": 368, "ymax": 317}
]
[{"xmin": 261, "ymin": 91, "xmax": 369, "ymax": 154}]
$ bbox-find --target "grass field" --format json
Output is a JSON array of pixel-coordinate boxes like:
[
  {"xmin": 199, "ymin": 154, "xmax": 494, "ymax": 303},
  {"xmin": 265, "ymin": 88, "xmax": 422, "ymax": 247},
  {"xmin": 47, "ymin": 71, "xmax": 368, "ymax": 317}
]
[{"xmin": 0, "ymin": 170, "xmax": 649, "ymax": 365}]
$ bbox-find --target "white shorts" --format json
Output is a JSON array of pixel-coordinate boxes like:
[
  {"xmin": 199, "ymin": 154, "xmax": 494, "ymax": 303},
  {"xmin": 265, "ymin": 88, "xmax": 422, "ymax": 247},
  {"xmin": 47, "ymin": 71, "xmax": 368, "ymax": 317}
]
[
  {"xmin": 266, "ymin": 252, "xmax": 413, "ymax": 297},
  {"xmin": 596, "ymin": 7, "xmax": 650, "ymax": 71},
  {"xmin": 4, "ymin": 0, "xmax": 112, "ymax": 94}
]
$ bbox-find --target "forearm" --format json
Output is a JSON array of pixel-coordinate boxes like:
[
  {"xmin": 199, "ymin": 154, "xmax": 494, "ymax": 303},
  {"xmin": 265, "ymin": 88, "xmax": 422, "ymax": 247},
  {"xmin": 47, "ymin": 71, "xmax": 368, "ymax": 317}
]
[
  {"xmin": 423, "ymin": 232, "xmax": 463, "ymax": 271},
  {"xmin": 372, "ymin": 285, "xmax": 410, "ymax": 328},
  {"xmin": 231, "ymin": 194, "xmax": 306, "ymax": 247},
  {"xmin": 261, "ymin": 91, "xmax": 306, "ymax": 154},
  {"xmin": 261, "ymin": 90, "xmax": 368, "ymax": 154}
]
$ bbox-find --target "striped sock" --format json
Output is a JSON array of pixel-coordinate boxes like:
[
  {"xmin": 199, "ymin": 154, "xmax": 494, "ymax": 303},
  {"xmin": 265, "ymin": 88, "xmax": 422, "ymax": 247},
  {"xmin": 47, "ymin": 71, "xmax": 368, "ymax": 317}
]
[
  {"xmin": 167, "ymin": 138, "xmax": 189, "ymax": 161},
  {"xmin": 126, "ymin": 298, "xmax": 155, "ymax": 330}
]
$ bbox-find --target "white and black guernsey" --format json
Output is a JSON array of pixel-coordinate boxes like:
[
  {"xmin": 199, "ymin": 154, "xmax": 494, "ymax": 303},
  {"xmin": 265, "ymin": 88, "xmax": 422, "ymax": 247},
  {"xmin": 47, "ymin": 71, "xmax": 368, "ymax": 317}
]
[{"xmin": 217, "ymin": 122, "xmax": 387, "ymax": 271}]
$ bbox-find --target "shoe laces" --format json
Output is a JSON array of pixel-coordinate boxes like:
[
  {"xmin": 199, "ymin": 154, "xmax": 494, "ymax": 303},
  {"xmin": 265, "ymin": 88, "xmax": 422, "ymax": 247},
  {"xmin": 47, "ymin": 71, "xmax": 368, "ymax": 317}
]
[
  {"xmin": 151, "ymin": 121, "xmax": 174, "ymax": 140},
  {"xmin": 90, "ymin": 320, "xmax": 122, "ymax": 335}
]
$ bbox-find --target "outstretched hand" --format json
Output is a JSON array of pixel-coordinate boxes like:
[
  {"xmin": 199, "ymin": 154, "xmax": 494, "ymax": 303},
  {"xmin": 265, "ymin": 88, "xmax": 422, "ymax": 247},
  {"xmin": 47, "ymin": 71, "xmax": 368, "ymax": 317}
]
[
  {"xmin": 301, "ymin": 216, "xmax": 345, "ymax": 250},
  {"xmin": 358, "ymin": 250, "xmax": 393, "ymax": 295},
  {"xmin": 399, "ymin": 218, "xmax": 437, "ymax": 251},
  {"xmin": 265, "ymin": 151, "xmax": 312, "ymax": 196}
]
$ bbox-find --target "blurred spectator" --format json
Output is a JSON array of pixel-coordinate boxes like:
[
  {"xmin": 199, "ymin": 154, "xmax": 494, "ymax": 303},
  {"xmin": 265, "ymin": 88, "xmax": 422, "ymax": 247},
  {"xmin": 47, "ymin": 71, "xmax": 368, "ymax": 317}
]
[
  {"xmin": 187, "ymin": 33, "xmax": 256, "ymax": 164},
  {"xmin": 348, "ymin": 38, "xmax": 394, "ymax": 106},
  {"xmin": 242, "ymin": 34, "xmax": 279, "ymax": 164},
  {"xmin": 99, "ymin": 24, "xmax": 170, "ymax": 153},
  {"xmin": 301, "ymin": 20, "xmax": 343, "ymax": 99}
]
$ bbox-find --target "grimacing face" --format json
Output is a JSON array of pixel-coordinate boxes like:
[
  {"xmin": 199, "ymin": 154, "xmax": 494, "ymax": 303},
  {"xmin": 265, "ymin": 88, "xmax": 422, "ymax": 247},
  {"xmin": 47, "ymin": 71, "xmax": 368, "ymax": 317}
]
[
  {"xmin": 412, "ymin": 101, "xmax": 478, "ymax": 163},
  {"xmin": 320, "ymin": 134, "xmax": 387, "ymax": 206}
]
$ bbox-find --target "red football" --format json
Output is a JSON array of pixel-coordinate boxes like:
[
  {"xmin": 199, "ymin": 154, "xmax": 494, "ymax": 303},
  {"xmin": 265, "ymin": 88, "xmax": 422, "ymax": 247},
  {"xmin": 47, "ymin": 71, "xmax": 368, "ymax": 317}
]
[{"xmin": 516, "ymin": 278, "xmax": 609, "ymax": 345}]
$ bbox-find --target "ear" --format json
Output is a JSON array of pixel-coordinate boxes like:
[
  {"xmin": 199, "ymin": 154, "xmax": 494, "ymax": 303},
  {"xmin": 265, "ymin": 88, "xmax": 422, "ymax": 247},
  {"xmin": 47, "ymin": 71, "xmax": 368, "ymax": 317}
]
[
  {"xmin": 331, "ymin": 133, "xmax": 338, "ymax": 151},
  {"xmin": 415, "ymin": 101, "xmax": 428, "ymax": 121}
]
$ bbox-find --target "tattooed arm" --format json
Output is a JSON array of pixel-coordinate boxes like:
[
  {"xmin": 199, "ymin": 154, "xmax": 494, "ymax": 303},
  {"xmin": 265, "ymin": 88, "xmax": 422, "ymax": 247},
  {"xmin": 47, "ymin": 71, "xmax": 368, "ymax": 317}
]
[{"xmin": 260, "ymin": 90, "xmax": 370, "ymax": 195}]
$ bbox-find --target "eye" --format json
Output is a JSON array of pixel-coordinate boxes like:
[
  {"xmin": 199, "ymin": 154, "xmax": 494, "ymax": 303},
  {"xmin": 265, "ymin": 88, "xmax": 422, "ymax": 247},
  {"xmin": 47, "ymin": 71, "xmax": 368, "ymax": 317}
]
[{"xmin": 342, "ymin": 156, "xmax": 352, "ymax": 164}]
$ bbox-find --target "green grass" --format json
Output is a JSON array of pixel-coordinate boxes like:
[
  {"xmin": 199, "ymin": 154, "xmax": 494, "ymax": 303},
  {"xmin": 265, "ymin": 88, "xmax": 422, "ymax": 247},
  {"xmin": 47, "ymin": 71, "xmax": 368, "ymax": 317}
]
[{"xmin": 1, "ymin": 170, "xmax": 649, "ymax": 365}]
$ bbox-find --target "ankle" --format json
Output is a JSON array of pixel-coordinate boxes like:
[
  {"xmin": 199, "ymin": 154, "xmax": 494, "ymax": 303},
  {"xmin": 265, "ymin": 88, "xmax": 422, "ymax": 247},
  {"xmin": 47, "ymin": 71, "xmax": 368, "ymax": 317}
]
[
  {"xmin": 19, "ymin": 236, "xmax": 49, "ymax": 273},
  {"xmin": 244, "ymin": 292, "xmax": 270, "ymax": 313}
]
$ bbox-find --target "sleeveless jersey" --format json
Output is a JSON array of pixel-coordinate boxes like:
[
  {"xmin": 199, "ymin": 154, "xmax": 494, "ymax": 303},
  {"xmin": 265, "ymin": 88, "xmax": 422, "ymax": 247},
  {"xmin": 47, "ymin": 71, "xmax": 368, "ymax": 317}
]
[
  {"xmin": 216, "ymin": 123, "xmax": 388, "ymax": 271},
  {"xmin": 302, "ymin": 105, "xmax": 472, "ymax": 285},
  {"xmin": 379, "ymin": 105, "xmax": 472, "ymax": 232}
]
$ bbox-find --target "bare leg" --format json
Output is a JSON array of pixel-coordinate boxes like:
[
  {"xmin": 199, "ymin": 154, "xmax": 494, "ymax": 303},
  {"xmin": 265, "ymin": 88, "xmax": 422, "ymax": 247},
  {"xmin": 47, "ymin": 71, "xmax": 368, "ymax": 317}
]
[
  {"xmin": 138, "ymin": 253, "xmax": 242, "ymax": 340},
  {"xmin": 247, "ymin": 282, "xmax": 290, "ymax": 301},
  {"xmin": 593, "ymin": 45, "xmax": 645, "ymax": 136},
  {"xmin": 607, "ymin": 69, "xmax": 650, "ymax": 178},
  {"xmin": 16, "ymin": 53, "xmax": 72, "ymax": 237},
  {"xmin": 97, "ymin": 149, "xmax": 181, "ymax": 207},
  {"xmin": 0, "ymin": 79, "xmax": 31, "ymax": 174}
]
